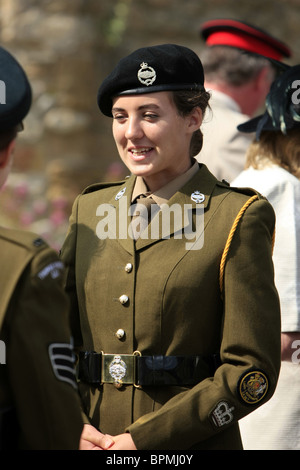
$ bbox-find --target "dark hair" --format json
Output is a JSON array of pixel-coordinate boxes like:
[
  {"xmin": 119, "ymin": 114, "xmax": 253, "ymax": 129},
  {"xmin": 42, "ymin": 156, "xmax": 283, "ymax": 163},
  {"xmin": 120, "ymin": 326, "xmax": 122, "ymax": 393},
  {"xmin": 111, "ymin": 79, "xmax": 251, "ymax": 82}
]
[
  {"xmin": 172, "ymin": 89, "xmax": 211, "ymax": 157},
  {"xmin": 0, "ymin": 126, "xmax": 18, "ymax": 151}
]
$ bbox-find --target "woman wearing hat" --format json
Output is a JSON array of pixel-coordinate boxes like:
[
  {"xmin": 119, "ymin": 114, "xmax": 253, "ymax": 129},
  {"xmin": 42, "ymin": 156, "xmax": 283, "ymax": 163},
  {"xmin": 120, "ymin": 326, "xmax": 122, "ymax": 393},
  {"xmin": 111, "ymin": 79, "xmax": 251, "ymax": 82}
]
[
  {"xmin": 61, "ymin": 44, "xmax": 281, "ymax": 450},
  {"xmin": 233, "ymin": 65, "xmax": 300, "ymax": 450}
]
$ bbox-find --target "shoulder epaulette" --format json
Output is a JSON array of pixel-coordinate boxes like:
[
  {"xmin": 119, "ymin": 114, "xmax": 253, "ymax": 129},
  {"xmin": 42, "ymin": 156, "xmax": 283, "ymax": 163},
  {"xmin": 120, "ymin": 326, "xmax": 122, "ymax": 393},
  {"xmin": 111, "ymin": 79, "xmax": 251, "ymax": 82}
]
[
  {"xmin": 0, "ymin": 228, "xmax": 49, "ymax": 331},
  {"xmin": 0, "ymin": 227, "xmax": 48, "ymax": 252},
  {"xmin": 82, "ymin": 179, "xmax": 127, "ymax": 195},
  {"xmin": 217, "ymin": 180, "xmax": 264, "ymax": 199}
]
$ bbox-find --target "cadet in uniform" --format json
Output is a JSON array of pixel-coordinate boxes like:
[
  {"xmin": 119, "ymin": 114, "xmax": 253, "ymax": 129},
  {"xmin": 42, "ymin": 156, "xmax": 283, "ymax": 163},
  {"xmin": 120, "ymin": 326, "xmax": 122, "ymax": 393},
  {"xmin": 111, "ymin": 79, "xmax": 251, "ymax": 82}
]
[
  {"xmin": 0, "ymin": 46, "xmax": 83, "ymax": 449},
  {"xmin": 61, "ymin": 44, "xmax": 281, "ymax": 450}
]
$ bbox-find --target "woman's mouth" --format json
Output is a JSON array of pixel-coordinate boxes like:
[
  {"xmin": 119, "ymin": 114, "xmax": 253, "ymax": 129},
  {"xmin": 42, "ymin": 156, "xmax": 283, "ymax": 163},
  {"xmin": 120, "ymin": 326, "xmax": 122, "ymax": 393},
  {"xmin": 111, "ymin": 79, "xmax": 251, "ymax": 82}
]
[{"xmin": 129, "ymin": 147, "xmax": 153, "ymax": 160}]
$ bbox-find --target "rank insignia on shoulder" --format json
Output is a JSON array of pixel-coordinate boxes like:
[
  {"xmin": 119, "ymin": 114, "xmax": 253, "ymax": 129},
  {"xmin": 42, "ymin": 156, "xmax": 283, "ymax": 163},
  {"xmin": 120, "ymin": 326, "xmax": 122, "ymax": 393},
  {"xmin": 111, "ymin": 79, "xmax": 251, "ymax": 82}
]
[
  {"xmin": 238, "ymin": 370, "xmax": 269, "ymax": 405},
  {"xmin": 37, "ymin": 261, "xmax": 64, "ymax": 280},
  {"xmin": 48, "ymin": 341, "xmax": 77, "ymax": 389}
]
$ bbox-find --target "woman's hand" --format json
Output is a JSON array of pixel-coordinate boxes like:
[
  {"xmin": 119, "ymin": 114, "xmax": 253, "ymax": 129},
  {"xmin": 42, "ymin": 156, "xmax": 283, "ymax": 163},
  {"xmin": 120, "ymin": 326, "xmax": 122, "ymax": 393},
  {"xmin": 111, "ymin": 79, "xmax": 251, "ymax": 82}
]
[
  {"xmin": 79, "ymin": 424, "xmax": 115, "ymax": 450},
  {"xmin": 107, "ymin": 433, "xmax": 137, "ymax": 450}
]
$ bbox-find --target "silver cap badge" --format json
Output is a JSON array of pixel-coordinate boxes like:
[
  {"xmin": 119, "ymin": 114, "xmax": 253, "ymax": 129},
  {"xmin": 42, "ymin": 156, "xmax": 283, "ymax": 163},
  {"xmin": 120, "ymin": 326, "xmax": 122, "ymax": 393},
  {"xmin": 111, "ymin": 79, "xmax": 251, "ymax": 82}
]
[{"xmin": 137, "ymin": 62, "xmax": 156, "ymax": 86}]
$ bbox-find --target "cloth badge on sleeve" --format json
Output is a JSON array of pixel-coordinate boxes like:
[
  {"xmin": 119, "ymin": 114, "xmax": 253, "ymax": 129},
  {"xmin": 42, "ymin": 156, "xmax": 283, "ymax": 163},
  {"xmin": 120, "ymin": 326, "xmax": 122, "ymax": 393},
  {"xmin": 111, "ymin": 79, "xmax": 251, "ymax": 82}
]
[
  {"xmin": 238, "ymin": 370, "xmax": 269, "ymax": 404},
  {"xmin": 37, "ymin": 261, "xmax": 64, "ymax": 280},
  {"xmin": 210, "ymin": 401, "xmax": 235, "ymax": 428},
  {"xmin": 49, "ymin": 341, "xmax": 77, "ymax": 389}
]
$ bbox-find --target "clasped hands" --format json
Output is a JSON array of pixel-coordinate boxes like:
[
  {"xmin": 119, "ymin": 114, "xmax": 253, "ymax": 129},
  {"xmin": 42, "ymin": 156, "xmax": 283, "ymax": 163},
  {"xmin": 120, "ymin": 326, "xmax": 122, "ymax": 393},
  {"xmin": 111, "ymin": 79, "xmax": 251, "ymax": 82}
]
[{"xmin": 79, "ymin": 424, "xmax": 137, "ymax": 450}]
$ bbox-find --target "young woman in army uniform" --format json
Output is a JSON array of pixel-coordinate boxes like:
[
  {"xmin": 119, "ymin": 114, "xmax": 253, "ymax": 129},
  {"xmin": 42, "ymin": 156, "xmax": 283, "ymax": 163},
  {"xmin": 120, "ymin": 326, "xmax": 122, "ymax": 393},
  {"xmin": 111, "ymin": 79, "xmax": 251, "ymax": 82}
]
[{"xmin": 61, "ymin": 44, "xmax": 281, "ymax": 450}]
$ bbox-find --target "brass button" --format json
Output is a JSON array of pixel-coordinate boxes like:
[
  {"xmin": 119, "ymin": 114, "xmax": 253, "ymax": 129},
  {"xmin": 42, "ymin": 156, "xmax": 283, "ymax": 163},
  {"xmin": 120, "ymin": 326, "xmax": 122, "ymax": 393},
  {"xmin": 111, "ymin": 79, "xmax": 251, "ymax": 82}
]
[
  {"xmin": 119, "ymin": 294, "xmax": 129, "ymax": 305},
  {"xmin": 125, "ymin": 263, "xmax": 133, "ymax": 273},
  {"xmin": 115, "ymin": 328, "xmax": 125, "ymax": 339}
]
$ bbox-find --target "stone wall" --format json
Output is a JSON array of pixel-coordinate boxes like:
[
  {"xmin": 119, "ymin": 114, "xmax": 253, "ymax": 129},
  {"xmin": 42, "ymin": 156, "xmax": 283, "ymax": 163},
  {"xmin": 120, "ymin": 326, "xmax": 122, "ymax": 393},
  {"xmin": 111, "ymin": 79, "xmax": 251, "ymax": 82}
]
[{"xmin": 0, "ymin": 0, "xmax": 299, "ymax": 248}]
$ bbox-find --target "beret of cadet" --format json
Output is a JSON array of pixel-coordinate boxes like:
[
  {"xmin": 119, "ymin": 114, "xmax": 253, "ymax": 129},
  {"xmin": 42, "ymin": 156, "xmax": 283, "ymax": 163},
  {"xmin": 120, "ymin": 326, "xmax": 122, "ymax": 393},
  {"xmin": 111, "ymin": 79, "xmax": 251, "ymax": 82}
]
[
  {"xmin": 200, "ymin": 19, "xmax": 291, "ymax": 69},
  {"xmin": 238, "ymin": 64, "xmax": 300, "ymax": 139},
  {"xmin": 0, "ymin": 46, "xmax": 32, "ymax": 131},
  {"xmin": 97, "ymin": 44, "xmax": 205, "ymax": 117}
]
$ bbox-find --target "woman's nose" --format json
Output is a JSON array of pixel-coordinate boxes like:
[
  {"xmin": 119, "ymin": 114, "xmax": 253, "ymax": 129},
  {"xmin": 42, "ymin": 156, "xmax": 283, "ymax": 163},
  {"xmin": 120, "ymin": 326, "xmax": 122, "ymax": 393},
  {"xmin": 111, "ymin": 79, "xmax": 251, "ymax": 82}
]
[{"xmin": 125, "ymin": 116, "xmax": 144, "ymax": 139}]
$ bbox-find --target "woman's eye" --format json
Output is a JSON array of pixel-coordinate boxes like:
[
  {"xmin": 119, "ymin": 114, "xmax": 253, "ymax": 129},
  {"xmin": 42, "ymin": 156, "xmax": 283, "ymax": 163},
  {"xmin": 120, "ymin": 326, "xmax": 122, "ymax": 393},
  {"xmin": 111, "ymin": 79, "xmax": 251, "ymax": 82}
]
[
  {"xmin": 144, "ymin": 113, "xmax": 158, "ymax": 119},
  {"xmin": 113, "ymin": 114, "xmax": 126, "ymax": 121}
]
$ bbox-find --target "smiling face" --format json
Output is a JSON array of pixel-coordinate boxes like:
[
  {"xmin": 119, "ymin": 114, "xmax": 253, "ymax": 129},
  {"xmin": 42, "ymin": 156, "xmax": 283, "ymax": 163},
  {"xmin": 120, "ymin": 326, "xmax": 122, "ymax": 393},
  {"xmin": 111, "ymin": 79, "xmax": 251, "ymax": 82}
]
[{"xmin": 112, "ymin": 91, "xmax": 202, "ymax": 191}]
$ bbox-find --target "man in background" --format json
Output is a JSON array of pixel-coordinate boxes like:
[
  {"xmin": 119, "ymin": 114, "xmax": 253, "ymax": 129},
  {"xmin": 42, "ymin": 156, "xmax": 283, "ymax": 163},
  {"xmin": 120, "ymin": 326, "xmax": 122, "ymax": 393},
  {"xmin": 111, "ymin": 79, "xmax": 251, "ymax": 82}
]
[{"xmin": 197, "ymin": 19, "xmax": 292, "ymax": 182}]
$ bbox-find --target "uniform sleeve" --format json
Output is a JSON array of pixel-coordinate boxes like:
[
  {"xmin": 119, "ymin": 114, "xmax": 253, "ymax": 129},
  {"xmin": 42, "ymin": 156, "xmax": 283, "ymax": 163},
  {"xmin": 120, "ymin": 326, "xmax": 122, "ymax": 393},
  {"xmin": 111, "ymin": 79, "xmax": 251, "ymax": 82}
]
[
  {"xmin": 60, "ymin": 195, "xmax": 83, "ymax": 350},
  {"xmin": 6, "ymin": 245, "xmax": 83, "ymax": 449},
  {"xmin": 127, "ymin": 197, "xmax": 281, "ymax": 449}
]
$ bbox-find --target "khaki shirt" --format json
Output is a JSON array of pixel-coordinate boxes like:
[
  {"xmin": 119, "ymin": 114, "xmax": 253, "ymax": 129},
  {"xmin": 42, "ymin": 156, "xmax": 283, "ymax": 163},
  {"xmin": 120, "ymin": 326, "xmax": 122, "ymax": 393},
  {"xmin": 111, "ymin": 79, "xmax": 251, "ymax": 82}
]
[
  {"xmin": 61, "ymin": 163, "xmax": 281, "ymax": 450},
  {"xmin": 132, "ymin": 160, "xmax": 199, "ymax": 205}
]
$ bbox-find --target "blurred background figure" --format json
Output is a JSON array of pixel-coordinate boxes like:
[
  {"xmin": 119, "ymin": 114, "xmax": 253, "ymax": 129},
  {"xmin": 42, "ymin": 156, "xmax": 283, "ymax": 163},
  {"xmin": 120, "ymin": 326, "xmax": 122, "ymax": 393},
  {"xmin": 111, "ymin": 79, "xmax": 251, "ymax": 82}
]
[
  {"xmin": 232, "ymin": 64, "xmax": 300, "ymax": 450},
  {"xmin": 197, "ymin": 19, "xmax": 292, "ymax": 182},
  {"xmin": 0, "ymin": 45, "xmax": 83, "ymax": 450}
]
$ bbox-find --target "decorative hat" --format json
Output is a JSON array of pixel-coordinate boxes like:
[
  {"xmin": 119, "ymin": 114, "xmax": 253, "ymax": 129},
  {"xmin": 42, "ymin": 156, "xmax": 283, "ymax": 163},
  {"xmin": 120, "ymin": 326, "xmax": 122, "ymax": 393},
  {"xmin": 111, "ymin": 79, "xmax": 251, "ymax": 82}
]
[
  {"xmin": 238, "ymin": 64, "xmax": 300, "ymax": 139},
  {"xmin": 97, "ymin": 44, "xmax": 205, "ymax": 117},
  {"xmin": 0, "ymin": 46, "xmax": 32, "ymax": 131},
  {"xmin": 200, "ymin": 19, "xmax": 291, "ymax": 69}
]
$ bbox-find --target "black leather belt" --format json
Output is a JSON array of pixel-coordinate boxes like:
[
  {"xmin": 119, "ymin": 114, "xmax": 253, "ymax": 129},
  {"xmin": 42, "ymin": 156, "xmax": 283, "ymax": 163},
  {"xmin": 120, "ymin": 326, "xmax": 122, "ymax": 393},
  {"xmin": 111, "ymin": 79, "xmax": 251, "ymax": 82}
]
[
  {"xmin": 0, "ymin": 406, "xmax": 19, "ymax": 450},
  {"xmin": 78, "ymin": 351, "xmax": 221, "ymax": 388}
]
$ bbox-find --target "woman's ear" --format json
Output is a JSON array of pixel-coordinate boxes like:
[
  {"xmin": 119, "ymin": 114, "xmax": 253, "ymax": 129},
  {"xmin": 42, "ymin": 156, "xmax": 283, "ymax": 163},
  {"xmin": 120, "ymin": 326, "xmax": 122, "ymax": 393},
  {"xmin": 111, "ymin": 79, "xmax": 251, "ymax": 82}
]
[
  {"xmin": 0, "ymin": 139, "xmax": 16, "ymax": 169},
  {"xmin": 187, "ymin": 107, "xmax": 203, "ymax": 132}
]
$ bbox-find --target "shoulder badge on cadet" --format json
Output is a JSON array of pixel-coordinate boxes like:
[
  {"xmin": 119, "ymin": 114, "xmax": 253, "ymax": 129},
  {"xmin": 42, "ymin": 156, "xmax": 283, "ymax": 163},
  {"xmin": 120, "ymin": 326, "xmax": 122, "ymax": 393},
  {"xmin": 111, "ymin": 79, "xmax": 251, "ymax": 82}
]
[
  {"xmin": 37, "ymin": 261, "xmax": 64, "ymax": 280},
  {"xmin": 237, "ymin": 369, "xmax": 269, "ymax": 405},
  {"xmin": 48, "ymin": 339, "xmax": 77, "ymax": 389}
]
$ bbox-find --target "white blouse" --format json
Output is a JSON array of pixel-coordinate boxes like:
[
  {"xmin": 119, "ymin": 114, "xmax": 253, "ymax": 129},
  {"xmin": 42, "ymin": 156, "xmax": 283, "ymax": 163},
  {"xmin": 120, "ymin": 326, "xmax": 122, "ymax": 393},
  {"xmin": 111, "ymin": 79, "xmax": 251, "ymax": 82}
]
[{"xmin": 233, "ymin": 164, "xmax": 300, "ymax": 332}]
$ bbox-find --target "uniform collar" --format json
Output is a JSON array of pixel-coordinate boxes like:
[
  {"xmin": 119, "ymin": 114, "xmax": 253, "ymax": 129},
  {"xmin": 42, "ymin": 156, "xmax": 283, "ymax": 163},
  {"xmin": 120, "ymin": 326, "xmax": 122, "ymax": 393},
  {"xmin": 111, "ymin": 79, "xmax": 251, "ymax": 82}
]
[
  {"xmin": 131, "ymin": 159, "xmax": 199, "ymax": 205},
  {"xmin": 109, "ymin": 163, "xmax": 219, "ymax": 253}
]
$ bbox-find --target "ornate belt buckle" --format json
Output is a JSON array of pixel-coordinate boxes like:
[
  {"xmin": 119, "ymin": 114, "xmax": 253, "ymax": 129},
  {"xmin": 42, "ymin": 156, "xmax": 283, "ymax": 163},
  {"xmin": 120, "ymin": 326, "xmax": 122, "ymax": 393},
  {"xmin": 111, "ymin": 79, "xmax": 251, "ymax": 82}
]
[
  {"xmin": 102, "ymin": 352, "xmax": 141, "ymax": 389},
  {"xmin": 102, "ymin": 354, "xmax": 133, "ymax": 388}
]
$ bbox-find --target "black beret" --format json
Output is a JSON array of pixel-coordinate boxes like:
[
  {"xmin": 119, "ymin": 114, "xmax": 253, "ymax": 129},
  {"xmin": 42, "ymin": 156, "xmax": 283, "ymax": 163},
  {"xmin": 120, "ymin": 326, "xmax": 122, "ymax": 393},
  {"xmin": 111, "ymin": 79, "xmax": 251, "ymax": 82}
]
[
  {"xmin": 0, "ymin": 46, "xmax": 32, "ymax": 131},
  {"xmin": 238, "ymin": 64, "xmax": 300, "ymax": 138},
  {"xmin": 97, "ymin": 44, "xmax": 205, "ymax": 117}
]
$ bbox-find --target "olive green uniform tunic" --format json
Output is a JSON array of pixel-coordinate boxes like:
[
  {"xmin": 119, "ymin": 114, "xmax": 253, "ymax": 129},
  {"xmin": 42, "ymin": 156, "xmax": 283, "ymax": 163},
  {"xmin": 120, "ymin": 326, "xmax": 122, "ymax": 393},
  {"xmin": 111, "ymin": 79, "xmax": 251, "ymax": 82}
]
[
  {"xmin": 61, "ymin": 163, "xmax": 281, "ymax": 450},
  {"xmin": 0, "ymin": 227, "xmax": 83, "ymax": 450}
]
